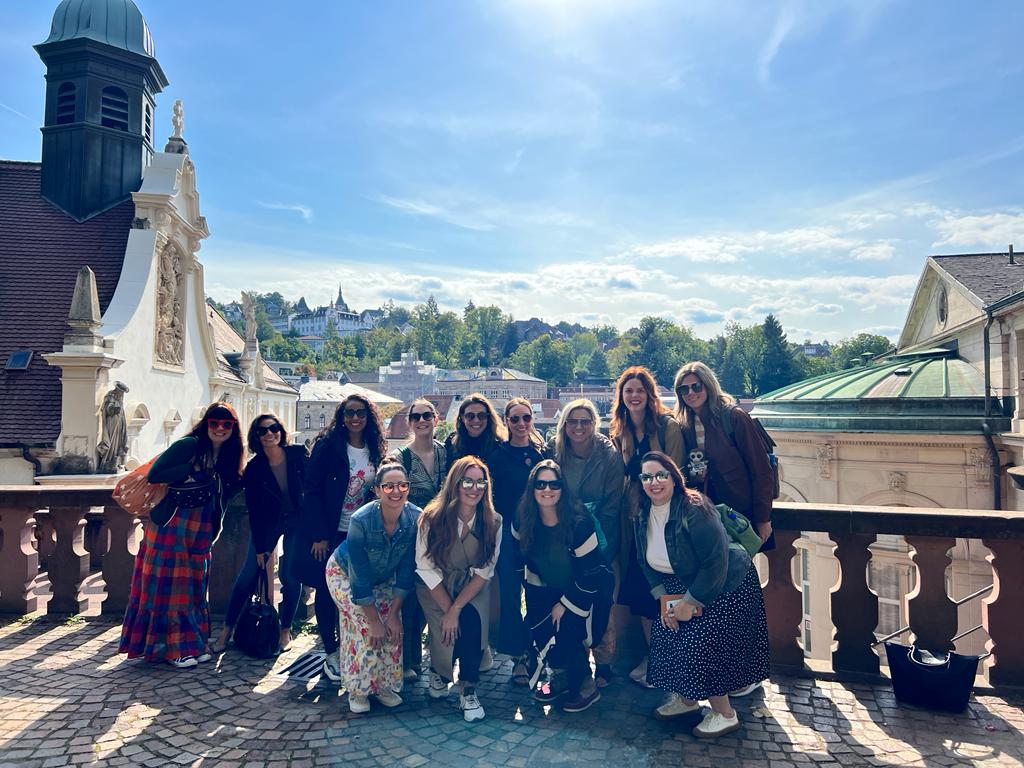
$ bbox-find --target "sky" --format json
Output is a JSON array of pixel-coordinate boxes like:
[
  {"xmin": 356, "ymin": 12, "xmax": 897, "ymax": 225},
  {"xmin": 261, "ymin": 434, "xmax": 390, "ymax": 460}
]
[{"xmin": 2, "ymin": 1, "xmax": 1023, "ymax": 343}]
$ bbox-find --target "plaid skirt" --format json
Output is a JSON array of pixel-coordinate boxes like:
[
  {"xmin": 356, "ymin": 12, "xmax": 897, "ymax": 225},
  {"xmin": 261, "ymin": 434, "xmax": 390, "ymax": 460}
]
[
  {"xmin": 647, "ymin": 567, "xmax": 770, "ymax": 700},
  {"xmin": 119, "ymin": 501, "xmax": 215, "ymax": 662}
]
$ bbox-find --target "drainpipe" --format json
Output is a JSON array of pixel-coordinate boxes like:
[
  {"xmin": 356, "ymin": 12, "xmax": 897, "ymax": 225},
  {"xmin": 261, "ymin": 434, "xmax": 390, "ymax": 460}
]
[{"xmin": 982, "ymin": 308, "xmax": 1001, "ymax": 510}]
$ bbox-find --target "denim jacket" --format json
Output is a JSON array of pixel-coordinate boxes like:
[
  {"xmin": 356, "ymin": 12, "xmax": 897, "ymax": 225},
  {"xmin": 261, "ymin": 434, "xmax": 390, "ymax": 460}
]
[
  {"xmin": 633, "ymin": 492, "xmax": 751, "ymax": 608},
  {"xmin": 332, "ymin": 500, "xmax": 421, "ymax": 606}
]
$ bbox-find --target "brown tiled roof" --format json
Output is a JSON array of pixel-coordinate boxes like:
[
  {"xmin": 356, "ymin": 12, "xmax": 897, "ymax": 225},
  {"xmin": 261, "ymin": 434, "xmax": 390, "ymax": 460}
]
[
  {"xmin": 932, "ymin": 252, "xmax": 1024, "ymax": 306},
  {"xmin": 0, "ymin": 161, "xmax": 133, "ymax": 446},
  {"xmin": 386, "ymin": 394, "xmax": 457, "ymax": 440},
  {"xmin": 206, "ymin": 306, "xmax": 296, "ymax": 394}
]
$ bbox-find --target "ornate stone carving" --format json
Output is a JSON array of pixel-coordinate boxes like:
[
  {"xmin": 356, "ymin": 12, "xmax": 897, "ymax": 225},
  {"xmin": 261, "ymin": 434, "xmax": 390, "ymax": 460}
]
[
  {"xmin": 888, "ymin": 471, "xmax": 906, "ymax": 492},
  {"xmin": 968, "ymin": 447, "xmax": 991, "ymax": 486},
  {"xmin": 171, "ymin": 99, "xmax": 184, "ymax": 139},
  {"xmin": 96, "ymin": 382, "xmax": 129, "ymax": 473},
  {"xmin": 241, "ymin": 291, "xmax": 257, "ymax": 342},
  {"xmin": 816, "ymin": 442, "xmax": 835, "ymax": 479},
  {"xmin": 155, "ymin": 243, "xmax": 185, "ymax": 366}
]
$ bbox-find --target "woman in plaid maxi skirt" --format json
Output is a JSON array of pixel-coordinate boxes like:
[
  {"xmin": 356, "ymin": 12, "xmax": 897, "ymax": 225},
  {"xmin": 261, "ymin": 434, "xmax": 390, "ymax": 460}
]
[{"xmin": 119, "ymin": 403, "xmax": 244, "ymax": 668}]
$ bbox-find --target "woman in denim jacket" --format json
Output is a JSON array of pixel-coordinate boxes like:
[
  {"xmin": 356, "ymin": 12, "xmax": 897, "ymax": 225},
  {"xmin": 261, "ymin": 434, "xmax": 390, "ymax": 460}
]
[
  {"xmin": 634, "ymin": 451, "xmax": 770, "ymax": 739},
  {"xmin": 325, "ymin": 458, "xmax": 420, "ymax": 714}
]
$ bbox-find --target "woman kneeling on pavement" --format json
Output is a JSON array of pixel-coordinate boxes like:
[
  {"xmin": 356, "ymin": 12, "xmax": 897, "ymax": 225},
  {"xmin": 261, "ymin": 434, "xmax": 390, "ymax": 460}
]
[
  {"xmin": 326, "ymin": 458, "xmax": 419, "ymax": 713},
  {"xmin": 514, "ymin": 459, "xmax": 612, "ymax": 713},
  {"xmin": 416, "ymin": 456, "xmax": 501, "ymax": 722},
  {"xmin": 635, "ymin": 451, "xmax": 770, "ymax": 738}
]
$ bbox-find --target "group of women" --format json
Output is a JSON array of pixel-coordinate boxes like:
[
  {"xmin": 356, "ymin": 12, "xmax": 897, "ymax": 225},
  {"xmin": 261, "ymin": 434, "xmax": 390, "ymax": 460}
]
[{"xmin": 118, "ymin": 360, "xmax": 773, "ymax": 738}]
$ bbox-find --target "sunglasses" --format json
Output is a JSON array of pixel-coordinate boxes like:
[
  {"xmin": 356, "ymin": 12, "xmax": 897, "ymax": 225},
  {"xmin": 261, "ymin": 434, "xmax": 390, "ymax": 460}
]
[
  {"xmin": 507, "ymin": 413, "xmax": 533, "ymax": 424},
  {"xmin": 639, "ymin": 470, "xmax": 671, "ymax": 484},
  {"xmin": 459, "ymin": 478, "xmax": 488, "ymax": 490},
  {"xmin": 566, "ymin": 418, "xmax": 593, "ymax": 428},
  {"xmin": 207, "ymin": 419, "xmax": 235, "ymax": 430},
  {"xmin": 533, "ymin": 479, "xmax": 562, "ymax": 491},
  {"xmin": 676, "ymin": 381, "xmax": 704, "ymax": 395},
  {"xmin": 379, "ymin": 480, "xmax": 410, "ymax": 493},
  {"xmin": 255, "ymin": 423, "xmax": 283, "ymax": 437},
  {"xmin": 409, "ymin": 411, "xmax": 435, "ymax": 423},
  {"xmin": 343, "ymin": 407, "xmax": 369, "ymax": 419},
  {"xmin": 463, "ymin": 411, "xmax": 489, "ymax": 422}
]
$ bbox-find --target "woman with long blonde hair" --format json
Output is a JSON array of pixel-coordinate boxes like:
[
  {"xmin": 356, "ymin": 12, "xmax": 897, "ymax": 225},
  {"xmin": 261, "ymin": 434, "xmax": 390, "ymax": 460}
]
[{"xmin": 416, "ymin": 456, "xmax": 502, "ymax": 722}]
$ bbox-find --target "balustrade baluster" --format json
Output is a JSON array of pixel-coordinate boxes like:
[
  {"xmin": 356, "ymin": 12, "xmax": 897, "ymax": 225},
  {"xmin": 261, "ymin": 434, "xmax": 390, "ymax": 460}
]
[
  {"xmin": 0, "ymin": 505, "xmax": 40, "ymax": 614},
  {"xmin": 905, "ymin": 535, "xmax": 956, "ymax": 653},
  {"xmin": 762, "ymin": 530, "xmax": 804, "ymax": 670},
  {"xmin": 47, "ymin": 505, "xmax": 90, "ymax": 614},
  {"xmin": 101, "ymin": 504, "xmax": 141, "ymax": 615},
  {"xmin": 831, "ymin": 532, "xmax": 879, "ymax": 676},
  {"xmin": 983, "ymin": 538, "xmax": 1024, "ymax": 688}
]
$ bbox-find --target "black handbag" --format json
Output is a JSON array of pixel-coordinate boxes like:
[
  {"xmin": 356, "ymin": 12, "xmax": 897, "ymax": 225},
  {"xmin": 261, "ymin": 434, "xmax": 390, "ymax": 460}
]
[
  {"xmin": 884, "ymin": 642, "xmax": 981, "ymax": 713},
  {"xmin": 234, "ymin": 569, "xmax": 281, "ymax": 659}
]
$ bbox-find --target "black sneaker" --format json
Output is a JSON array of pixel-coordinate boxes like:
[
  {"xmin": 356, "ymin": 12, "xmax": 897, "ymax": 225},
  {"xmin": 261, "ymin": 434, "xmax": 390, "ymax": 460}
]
[
  {"xmin": 562, "ymin": 688, "xmax": 601, "ymax": 713},
  {"xmin": 533, "ymin": 679, "xmax": 568, "ymax": 703}
]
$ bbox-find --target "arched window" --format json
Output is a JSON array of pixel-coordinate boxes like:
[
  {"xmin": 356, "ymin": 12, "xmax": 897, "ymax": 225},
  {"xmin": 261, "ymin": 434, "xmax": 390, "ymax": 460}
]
[
  {"xmin": 319, "ymin": 413, "xmax": 326, "ymax": 428},
  {"xmin": 56, "ymin": 82, "xmax": 76, "ymax": 124},
  {"xmin": 100, "ymin": 86, "xmax": 129, "ymax": 131}
]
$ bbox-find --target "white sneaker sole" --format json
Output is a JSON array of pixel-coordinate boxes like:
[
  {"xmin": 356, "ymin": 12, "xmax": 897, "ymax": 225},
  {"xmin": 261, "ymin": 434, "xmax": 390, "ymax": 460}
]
[
  {"xmin": 693, "ymin": 720, "xmax": 741, "ymax": 738},
  {"xmin": 463, "ymin": 708, "xmax": 485, "ymax": 722}
]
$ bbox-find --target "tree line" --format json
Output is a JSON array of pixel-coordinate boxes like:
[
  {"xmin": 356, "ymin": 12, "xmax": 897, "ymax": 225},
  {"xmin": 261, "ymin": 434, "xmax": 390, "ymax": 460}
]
[{"xmin": 210, "ymin": 293, "xmax": 892, "ymax": 398}]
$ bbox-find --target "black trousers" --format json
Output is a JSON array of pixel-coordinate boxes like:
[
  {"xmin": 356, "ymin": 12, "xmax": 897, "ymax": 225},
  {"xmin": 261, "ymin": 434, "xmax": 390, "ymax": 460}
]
[
  {"xmin": 401, "ymin": 591, "xmax": 424, "ymax": 670},
  {"xmin": 432, "ymin": 603, "xmax": 483, "ymax": 685}
]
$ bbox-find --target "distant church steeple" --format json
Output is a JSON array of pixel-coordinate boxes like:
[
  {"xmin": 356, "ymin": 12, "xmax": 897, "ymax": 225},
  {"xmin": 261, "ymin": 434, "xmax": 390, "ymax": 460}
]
[
  {"xmin": 335, "ymin": 284, "xmax": 350, "ymax": 313},
  {"xmin": 35, "ymin": 0, "xmax": 168, "ymax": 221}
]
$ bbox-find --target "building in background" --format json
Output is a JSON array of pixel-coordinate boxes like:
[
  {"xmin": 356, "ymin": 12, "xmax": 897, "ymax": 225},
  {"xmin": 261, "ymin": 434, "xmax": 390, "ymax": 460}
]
[
  {"xmin": 435, "ymin": 367, "xmax": 546, "ymax": 409},
  {"xmin": 294, "ymin": 379, "xmax": 402, "ymax": 446},
  {"xmin": 378, "ymin": 351, "xmax": 438, "ymax": 402}
]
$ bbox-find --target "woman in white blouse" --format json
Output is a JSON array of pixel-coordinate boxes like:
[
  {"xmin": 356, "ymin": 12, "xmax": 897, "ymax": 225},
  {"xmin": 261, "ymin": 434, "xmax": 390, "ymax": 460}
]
[{"xmin": 415, "ymin": 455, "xmax": 502, "ymax": 722}]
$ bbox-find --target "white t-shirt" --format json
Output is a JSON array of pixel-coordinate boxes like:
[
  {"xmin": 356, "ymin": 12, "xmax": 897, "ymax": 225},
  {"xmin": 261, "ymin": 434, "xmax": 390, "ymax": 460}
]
[
  {"xmin": 339, "ymin": 444, "xmax": 373, "ymax": 532},
  {"xmin": 646, "ymin": 502, "xmax": 673, "ymax": 574}
]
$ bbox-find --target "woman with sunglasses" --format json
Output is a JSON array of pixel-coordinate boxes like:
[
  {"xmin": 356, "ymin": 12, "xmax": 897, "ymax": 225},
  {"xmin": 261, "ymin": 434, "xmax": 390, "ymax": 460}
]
[
  {"xmin": 514, "ymin": 459, "xmax": 610, "ymax": 713},
  {"xmin": 633, "ymin": 451, "xmax": 769, "ymax": 738},
  {"xmin": 415, "ymin": 456, "xmax": 501, "ymax": 722},
  {"xmin": 326, "ymin": 458, "xmax": 419, "ymax": 713},
  {"xmin": 609, "ymin": 366, "xmax": 683, "ymax": 688},
  {"xmin": 489, "ymin": 396, "xmax": 544, "ymax": 684},
  {"xmin": 444, "ymin": 393, "xmax": 505, "ymax": 466},
  {"xmin": 547, "ymin": 398, "xmax": 623, "ymax": 687},
  {"xmin": 211, "ymin": 414, "xmax": 307, "ymax": 655},
  {"xmin": 120, "ymin": 402, "xmax": 244, "ymax": 669},
  {"xmin": 298, "ymin": 394, "xmax": 387, "ymax": 683},
  {"xmin": 674, "ymin": 362, "xmax": 775, "ymax": 554},
  {"xmin": 388, "ymin": 398, "xmax": 449, "ymax": 680}
]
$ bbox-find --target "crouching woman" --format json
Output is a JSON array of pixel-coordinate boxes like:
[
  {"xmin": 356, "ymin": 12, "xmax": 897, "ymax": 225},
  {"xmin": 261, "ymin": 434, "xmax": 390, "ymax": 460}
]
[
  {"xmin": 326, "ymin": 458, "xmax": 419, "ymax": 713},
  {"xmin": 635, "ymin": 451, "xmax": 770, "ymax": 738},
  {"xmin": 415, "ymin": 456, "xmax": 501, "ymax": 722}
]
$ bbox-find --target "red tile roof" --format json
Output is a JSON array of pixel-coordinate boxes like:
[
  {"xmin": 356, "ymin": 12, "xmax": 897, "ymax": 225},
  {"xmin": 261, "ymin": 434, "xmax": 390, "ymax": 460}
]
[{"xmin": 0, "ymin": 161, "xmax": 133, "ymax": 446}]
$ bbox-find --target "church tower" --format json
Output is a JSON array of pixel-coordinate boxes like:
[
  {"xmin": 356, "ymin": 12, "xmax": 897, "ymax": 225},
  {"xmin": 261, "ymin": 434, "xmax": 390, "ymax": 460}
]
[{"xmin": 34, "ymin": 0, "xmax": 168, "ymax": 221}]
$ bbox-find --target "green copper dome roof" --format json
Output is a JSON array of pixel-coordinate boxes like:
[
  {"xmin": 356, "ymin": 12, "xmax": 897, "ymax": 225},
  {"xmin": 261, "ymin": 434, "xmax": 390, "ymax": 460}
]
[
  {"xmin": 752, "ymin": 348, "xmax": 1012, "ymax": 433},
  {"xmin": 42, "ymin": 0, "xmax": 154, "ymax": 57}
]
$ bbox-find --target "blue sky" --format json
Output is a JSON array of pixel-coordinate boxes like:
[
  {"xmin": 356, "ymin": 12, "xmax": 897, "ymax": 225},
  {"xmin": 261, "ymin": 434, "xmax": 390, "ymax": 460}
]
[{"xmin": 2, "ymin": 0, "xmax": 1022, "ymax": 342}]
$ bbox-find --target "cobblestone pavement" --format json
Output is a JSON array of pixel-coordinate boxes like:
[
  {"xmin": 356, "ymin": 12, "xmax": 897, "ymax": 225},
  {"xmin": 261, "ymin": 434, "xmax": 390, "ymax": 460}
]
[{"xmin": 1, "ymin": 617, "xmax": 1022, "ymax": 768}]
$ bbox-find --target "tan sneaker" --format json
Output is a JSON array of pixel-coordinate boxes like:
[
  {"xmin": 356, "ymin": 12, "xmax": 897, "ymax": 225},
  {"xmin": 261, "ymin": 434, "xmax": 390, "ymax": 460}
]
[{"xmin": 654, "ymin": 693, "xmax": 701, "ymax": 720}]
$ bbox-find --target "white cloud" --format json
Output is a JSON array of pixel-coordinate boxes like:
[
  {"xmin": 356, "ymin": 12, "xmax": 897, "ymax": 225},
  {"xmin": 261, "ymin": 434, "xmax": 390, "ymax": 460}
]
[
  {"xmin": 257, "ymin": 202, "xmax": 314, "ymax": 223},
  {"xmin": 627, "ymin": 226, "xmax": 856, "ymax": 263},
  {"xmin": 375, "ymin": 190, "xmax": 595, "ymax": 233},
  {"xmin": 850, "ymin": 242, "xmax": 896, "ymax": 261},
  {"xmin": 930, "ymin": 211, "xmax": 1024, "ymax": 249},
  {"xmin": 757, "ymin": 1, "xmax": 797, "ymax": 85}
]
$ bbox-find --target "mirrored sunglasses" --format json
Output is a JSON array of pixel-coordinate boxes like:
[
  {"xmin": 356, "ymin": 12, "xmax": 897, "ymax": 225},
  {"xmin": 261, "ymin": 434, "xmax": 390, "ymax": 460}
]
[
  {"xmin": 379, "ymin": 480, "xmax": 410, "ymax": 493},
  {"xmin": 459, "ymin": 478, "xmax": 489, "ymax": 490},
  {"xmin": 639, "ymin": 470, "xmax": 671, "ymax": 484}
]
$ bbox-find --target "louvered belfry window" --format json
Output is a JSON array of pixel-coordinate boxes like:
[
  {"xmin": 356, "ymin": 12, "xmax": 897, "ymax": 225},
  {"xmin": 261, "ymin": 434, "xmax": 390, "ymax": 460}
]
[
  {"xmin": 56, "ymin": 82, "xmax": 76, "ymax": 124},
  {"xmin": 100, "ymin": 86, "xmax": 129, "ymax": 131}
]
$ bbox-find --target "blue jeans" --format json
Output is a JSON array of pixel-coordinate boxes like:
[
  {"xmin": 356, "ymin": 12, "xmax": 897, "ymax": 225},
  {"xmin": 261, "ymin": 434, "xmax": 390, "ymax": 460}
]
[
  {"xmin": 225, "ymin": 531, "xmax": 302, "ymax": 630},
  {"xmin": 496, "ymin": 521, "xmax": 528, "ymax": 656}
]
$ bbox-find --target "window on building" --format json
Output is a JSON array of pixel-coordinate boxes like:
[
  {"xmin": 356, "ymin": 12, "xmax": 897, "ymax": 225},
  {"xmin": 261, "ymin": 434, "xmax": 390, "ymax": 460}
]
[
  {"xmin": 56, "ymin": 82, "xmax": 76, "ymax": 124},
  {"xmin": 319, "ymin": 413, "xmax": 326, "ymax": 428},
  {"xmin": 100, "ymin": 86, "xmax": 129, "ymax": 131},
  {"xmin": 304, "ymin": 414, "xmax": 311, "ymax": 430}
]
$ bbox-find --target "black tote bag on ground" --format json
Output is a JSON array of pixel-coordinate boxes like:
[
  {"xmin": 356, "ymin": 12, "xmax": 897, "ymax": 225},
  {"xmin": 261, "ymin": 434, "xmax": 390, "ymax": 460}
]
[
  {"xmin": 884, "ymin": 642, "xmax": 981, "ymax": 713},
  {"xmin": 234, "ymin": 569, "xmax": 281, "ymax": 659}
]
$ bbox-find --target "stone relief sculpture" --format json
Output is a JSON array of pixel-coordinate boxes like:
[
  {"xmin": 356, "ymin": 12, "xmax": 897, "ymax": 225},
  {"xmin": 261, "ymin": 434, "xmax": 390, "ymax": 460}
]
[
  {"xmin": 816, "ymin": 442, "xmax": 835, "ymax": 480},
  {"xmin": 97, "ymin": 382, "xmax": 130, "ymax": 473},
  {"xmin": 155, "ymin": 243, "xmax": 184, "ymax": 365}
]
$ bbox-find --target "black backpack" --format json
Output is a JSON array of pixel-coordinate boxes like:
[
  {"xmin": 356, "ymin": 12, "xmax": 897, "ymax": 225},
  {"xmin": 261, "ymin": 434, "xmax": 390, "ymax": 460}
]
[
  {"xmin": 233, "ymin": 569, "xmax": 281, "ymax": 659},
  {"xmin": 721, "ymin": 406, "xmax": 781, "ymax": 499}
]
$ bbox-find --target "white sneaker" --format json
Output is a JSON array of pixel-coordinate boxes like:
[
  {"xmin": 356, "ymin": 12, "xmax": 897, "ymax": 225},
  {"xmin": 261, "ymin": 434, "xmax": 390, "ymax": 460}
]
[
  {"xmin": 693, "ymin": 710, "xmax": 740, "ymax": 739},
  {"xmin": 348, "ymin": 693, "xmax": 370, "ymax": 714},
  {"xmin": 654, "ymin": 693, "xmax": 701, "ymax": 720},
  {"xmin": 629, "ymin": 657, "xmax": 654, "ymax": 688},
  {"xmin": 479, "ymin": 647, "xmax": 494, "ymax": 672},
  {"xmin": 196, "ymin": 652, "xmax": 212, "ymax": 664},
  {"xmin": 322, "ymin": 654, "xmax": 341, "ymax": 682},
  {"xmin": 427, "ymin": 671, "xmax": 450, "ymax": 699},
  {"xmin": 729, "ymin": 681, "xmax": 761, "ymax": 697},
  {"xmin": 374, "ymin": 689, "xmax": 403, "ymax": 708},
  {"xmin": 168, "ymin": 656, "xmax": 197, "ymax": 669},
  {"xmin": 460, "ymin": 692, "xmax": 485, "ymax": 722}
]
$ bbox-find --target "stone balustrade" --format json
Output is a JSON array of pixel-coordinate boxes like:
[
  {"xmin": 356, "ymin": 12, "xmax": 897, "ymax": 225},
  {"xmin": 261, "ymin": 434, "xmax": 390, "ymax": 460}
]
[{"xmin": 2, "ymin": 486, "xmax": 1023, "ymax": 689}]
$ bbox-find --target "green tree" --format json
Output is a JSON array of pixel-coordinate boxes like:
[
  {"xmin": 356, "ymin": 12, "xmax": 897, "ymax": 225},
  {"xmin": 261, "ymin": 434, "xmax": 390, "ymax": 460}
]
[
  {"xmin": 626, "ymin": 317, "xmax": 708, "ymax": 386},
  {"xmin": 508, "ymin": 334, "xmax": 574, "ymax": 386},
  {"xmin": 585, "ymin": 348, "xmax": 611, "ymax": 379},
  {"xmin": 757, "ymin": 314, "xmax": 803, "ymax": 395},
  {"xmin": 830, "ymin": 333, "xmax": 893, "ymax": 370},
  {"xmin": 569, "ymin": 332, "xmax": 599, "ymax": 372},
  {"xmin": 463, "ymin": 305, "xmax": 510, "ymax": 366},
  {"xmin": 262, "ymin": 333, "xmax": 313, "ymax": 363},
  {"xmin": 593, "ymin": 324, "xmax": 620, "ymax": 347},
  {"xmin": 719, "ymin": 322, "xmax": 763, "ymax": 397}
]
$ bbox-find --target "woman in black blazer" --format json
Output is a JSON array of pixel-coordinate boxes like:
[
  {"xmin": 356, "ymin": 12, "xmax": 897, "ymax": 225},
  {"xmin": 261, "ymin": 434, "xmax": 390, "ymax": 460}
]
[{"xmin": 212, "ymin": 414, "xmax": 307, "ymax": 654}]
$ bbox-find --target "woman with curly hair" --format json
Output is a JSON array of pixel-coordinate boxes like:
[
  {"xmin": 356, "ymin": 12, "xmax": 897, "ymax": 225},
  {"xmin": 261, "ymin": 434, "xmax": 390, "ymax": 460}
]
[
  {"xmin": 416, "ymin": 456, "xmax": 501, "ymax": 722},
  {"xmin": 609, "ymin": 366, "xmax": 683, "ymax": 687},
  {"xmin": 297, "ymin": 393, "xmax": 387, "ymax": 682},
  {"xmin": 119, "ymin": 402, "xmax": 244, "ymax": 669}
]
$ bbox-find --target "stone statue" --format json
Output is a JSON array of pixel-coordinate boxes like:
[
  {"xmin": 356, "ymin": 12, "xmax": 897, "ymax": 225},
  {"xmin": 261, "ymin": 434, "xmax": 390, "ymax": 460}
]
[
  {"xmin": 241, "ymin": 291, "xmax": 256, "ymax": 341},
  {"xmin": 97, "ymin": 382, "xmax": 130, "ymax": 473},
  {"xmin": 171, "ymin": 99, "xmax": 184, "ymax": 139}
]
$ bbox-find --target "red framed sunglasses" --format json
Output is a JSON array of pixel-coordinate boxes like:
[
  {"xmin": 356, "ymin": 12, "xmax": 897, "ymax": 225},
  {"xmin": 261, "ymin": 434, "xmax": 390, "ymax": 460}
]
[{"xmin": 207, "ymin": 418, "xmax": 236, "ymax": 430}]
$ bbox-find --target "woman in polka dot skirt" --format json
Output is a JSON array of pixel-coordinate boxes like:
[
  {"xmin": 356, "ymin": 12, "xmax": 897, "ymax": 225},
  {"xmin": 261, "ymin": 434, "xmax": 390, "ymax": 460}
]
[{"xmin": 633, "ymin": 451, "xmax": 770, "ymax": 738}]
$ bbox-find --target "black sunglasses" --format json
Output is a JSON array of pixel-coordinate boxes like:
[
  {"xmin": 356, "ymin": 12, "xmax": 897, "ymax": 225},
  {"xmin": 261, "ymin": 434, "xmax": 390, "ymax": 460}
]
[
  {"xmin": 534, "ymin": 479, "xmax": 562, "ymax": 491},
  {"xmin": 566, "ymin": 418, "xmax": 593, "ymax": 428},
  {"xmin": 463, "ymin": 411, "xmax": 489, "ymax": 422},
  {"xmin": 676, "ymin": 381, "xmax": 704, "ymax": 395},
  {"xmin": 409, "ymin": 411, "xmax": 435, "ymax": 423},
  {"xmin": 507, "ymin": 413, "xmax": 533, "ymax": 424},
  {"xmin": 343, "ymin": 407, "xmax": 369, "ymax": 419},
  {"xmin": 255, "ymin": 423, "xmax": 283, "ymax": 437}
]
